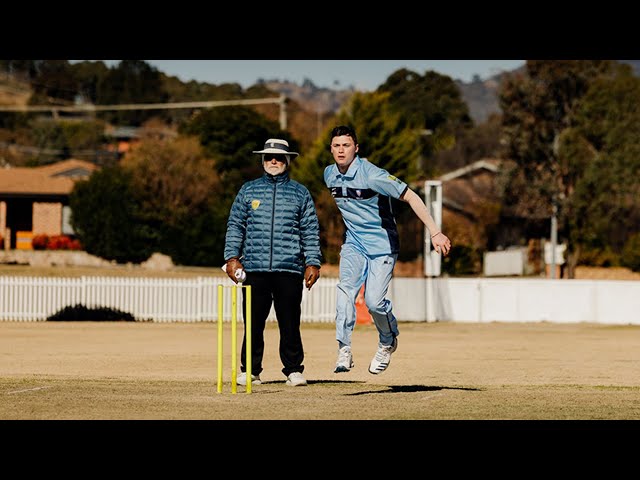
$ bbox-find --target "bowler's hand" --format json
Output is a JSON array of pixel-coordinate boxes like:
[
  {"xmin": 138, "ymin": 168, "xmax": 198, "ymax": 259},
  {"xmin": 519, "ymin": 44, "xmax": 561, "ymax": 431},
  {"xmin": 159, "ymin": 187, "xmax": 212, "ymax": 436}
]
[
  {"xmin": 431, "ymin": 232, "xmax": 452, "ymax": 256},
  {"xmin": 304, "ymin": 265, "xmax": 320, "ymax": 290},
  {"xmin": 225, "ymin": 258, "xmax": 244, "ymax": 284}
]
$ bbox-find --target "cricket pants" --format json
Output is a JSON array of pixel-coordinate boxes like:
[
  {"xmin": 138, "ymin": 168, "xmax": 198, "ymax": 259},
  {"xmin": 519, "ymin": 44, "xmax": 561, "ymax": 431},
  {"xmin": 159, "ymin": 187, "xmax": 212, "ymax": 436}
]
[{"xmin": 335, "ymin": 243, "xmax": 399, "ymax": 348}]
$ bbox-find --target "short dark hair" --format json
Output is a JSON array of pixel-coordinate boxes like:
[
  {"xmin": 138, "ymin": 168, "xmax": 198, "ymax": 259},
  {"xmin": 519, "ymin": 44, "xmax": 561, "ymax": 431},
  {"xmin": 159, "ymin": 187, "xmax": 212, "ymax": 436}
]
[{"xmin": 330, "ymin": 125, "xmax": 358, "ymax": 145}]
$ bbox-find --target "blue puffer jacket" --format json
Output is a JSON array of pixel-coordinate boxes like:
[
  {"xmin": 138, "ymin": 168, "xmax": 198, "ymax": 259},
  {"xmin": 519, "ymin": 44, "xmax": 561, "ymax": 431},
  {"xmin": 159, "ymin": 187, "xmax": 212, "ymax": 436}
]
[{"xmin": 224, "ymin": 171, "xmax": 322, "ymax": 274}]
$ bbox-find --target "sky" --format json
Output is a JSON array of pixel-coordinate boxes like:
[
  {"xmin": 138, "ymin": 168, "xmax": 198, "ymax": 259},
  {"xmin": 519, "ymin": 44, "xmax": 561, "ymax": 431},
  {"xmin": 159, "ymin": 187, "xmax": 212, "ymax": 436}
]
[{"xmin": 97, "ymin": 60, "xmax": 525, "ymax": 91}]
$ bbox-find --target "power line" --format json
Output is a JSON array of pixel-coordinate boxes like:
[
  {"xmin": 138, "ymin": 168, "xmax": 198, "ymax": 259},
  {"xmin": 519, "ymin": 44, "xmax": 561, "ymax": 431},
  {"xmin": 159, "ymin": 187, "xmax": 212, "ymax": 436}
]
[{"xmin": 0, "ymin": 94, "xmax": 289, "ymax": 129}]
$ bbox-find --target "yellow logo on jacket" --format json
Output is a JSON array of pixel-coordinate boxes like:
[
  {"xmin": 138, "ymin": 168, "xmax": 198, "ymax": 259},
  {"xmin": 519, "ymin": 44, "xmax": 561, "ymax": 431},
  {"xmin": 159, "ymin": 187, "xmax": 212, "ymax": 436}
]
[{"xmin": 252, "ymin": 200, "xmax": 260, "ymax": 210}]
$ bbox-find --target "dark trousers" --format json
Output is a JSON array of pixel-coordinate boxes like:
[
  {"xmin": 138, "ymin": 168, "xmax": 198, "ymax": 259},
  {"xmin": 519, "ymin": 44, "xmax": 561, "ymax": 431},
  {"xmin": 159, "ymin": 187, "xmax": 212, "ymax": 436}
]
[{"xmin": 240, "ymin": 271, "xmax": 304, "ymax": 377}]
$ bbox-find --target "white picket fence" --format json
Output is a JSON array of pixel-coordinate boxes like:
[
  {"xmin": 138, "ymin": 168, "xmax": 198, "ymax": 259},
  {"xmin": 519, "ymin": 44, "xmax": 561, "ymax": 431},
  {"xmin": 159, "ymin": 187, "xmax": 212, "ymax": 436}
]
[
  {"xmin": 0, "ymin": 276, "xmax": 337, "ymax": 323},
  {"xmin": 2, "ymin": 275, "xmax": 640, "ymax": 324}
]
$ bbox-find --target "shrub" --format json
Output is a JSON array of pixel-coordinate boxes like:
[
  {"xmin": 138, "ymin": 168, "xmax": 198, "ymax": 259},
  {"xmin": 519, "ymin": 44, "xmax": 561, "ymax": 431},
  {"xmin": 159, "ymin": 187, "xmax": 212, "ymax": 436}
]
[
  {"xmin": 621, "ymin": 233, "xmax": 640, "ymax": 272},
  {"xmin": 578, "ymin": 247, "xmax": 619, "ymax": 267},
  {"xmin": 47, "ymin": 235, "xmax": 71, "ymax": 250},
  {"xmin": 46, "ymin": 304, "xmax": 136, "ymax": 322},
  {"xmin": 31, "ymin": 234, "xmax": 82, "ymax": 251},
  {"xmin": 32, "ymin": 234, "xmax": 49, "ymax": 250},
  {"xmin": 442, "ymin": 245, "xmax": 482, "ymax": 276}
]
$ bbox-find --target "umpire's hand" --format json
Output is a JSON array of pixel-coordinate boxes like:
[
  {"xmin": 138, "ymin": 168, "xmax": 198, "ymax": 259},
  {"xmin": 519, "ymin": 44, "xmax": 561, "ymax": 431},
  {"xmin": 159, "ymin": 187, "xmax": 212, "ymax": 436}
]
[
  {"xmin": 225, "ymin": 258, "xmax": 244, "ymax": 284},
  {"xmin": 304, "ymin": 265, "xmax": 320, "ymax": 290}
]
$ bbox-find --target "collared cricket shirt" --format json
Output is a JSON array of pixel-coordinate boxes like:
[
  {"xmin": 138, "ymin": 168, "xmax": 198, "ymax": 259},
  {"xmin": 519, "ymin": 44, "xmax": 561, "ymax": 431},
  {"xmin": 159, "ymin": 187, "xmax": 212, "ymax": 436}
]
[{"xmin": 324, "ymin": 156, "xmax": 408, "ymax": 256}]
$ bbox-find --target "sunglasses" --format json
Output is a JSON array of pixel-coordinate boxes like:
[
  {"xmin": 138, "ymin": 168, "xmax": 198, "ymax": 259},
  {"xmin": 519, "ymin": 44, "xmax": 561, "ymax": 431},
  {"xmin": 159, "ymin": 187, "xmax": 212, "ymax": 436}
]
[{"xmin": 264, "ymin": 154, "xmax": 287, "ymax": 163}]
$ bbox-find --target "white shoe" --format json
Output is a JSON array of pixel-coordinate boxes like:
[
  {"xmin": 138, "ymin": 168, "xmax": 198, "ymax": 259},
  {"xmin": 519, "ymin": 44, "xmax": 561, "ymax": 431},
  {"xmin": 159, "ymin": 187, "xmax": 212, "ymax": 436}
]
[
  {"xmin": 334, "ymin": 345, "xmax": 354, "ymax": 373},
  {"xmin": 237, "ymin": 372, "xmax": 261, "ymax": 385},
  {"xmin": 368, "ymin": 337, "xmax": 398, "ymax": 375},
  {"xmin": 286, "ymin": 371, "xmax": 307, "ymax": 386}
]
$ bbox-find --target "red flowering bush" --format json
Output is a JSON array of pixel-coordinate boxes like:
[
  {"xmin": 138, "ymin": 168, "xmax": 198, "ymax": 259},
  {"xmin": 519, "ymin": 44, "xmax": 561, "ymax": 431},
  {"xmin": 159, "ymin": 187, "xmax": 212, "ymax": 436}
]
[
  {"xmin": 32, "ymin": 234, "xmax": 49, "ymax": 250},
  {"xmin": 47, "ymin": 235, "xmax": 70, "ymax": 250},
  {"xmin": 32, "ymin": 234, "xmax": 83, "ymax": 251}
]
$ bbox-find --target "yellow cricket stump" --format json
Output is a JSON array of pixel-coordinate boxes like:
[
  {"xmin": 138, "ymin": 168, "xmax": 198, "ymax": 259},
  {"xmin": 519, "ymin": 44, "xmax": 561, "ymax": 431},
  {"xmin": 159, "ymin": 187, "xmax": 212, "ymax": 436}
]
[{"xmin": 217, "ymin": 284, "xmax": 252, "ymax": 394}]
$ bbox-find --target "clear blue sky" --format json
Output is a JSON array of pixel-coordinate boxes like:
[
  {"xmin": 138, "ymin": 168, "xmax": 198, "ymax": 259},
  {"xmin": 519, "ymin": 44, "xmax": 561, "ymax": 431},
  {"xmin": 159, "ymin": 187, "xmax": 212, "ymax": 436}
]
[{"xmin": 96, "ymin": 60, "xmax": 525, "ymax": 91}]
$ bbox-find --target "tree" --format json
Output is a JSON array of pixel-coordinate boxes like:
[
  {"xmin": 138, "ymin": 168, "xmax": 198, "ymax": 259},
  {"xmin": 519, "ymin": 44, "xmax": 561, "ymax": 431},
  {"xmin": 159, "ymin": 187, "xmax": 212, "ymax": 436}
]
[
  {"xmin": 28, "ymin": 60, "xmax": 77, "ymax": 105},
  {"xmin": 96, "ymin": 60, "xmax": 169, "ymax": 126},
  {"xmin": 378, "ymin": 68, "xmax": 473, "ymax": 177},
  {"xmin": 121, "ymin": 136, "xmax": 220, "ymax": 227},
  {"xmin": 28, "ymin": 118, "xmax": 107, "ymax": 163},
  {"xmin": 498, "ymin": 60, "xmax": 620, "ymax": 276},
  {"xmin": 69, "ymin": 61, "xmax": 110, "ymax": 104},
  {"xmin": 70, "ymin": 166, "xmax": 158, "ymax": 263},
  {"xmin": 120, "ymin": 136, "xmax": 227, "ymax": 266},
  {"xmin": 568, "ymin": 69, "xmax": 640, "ymax": 269},
  {"xmin": 432, "ymin": 112, "xmax": 503, "ymax": 173},
  {"xmin": 179, "ymin": 105, "xmax": 290, "ymax": 214}
]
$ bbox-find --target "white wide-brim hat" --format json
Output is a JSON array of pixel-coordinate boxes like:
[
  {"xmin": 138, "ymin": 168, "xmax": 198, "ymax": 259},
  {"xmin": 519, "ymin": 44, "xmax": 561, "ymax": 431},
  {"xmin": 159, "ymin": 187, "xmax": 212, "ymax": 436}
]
[{"xmin": 252, "ymin": 138, "xmax": 299, "ymax": 157}]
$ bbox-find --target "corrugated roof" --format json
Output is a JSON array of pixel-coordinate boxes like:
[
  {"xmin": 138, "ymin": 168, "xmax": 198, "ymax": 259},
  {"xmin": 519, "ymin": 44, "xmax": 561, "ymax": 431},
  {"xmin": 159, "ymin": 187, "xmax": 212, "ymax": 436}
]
[
  {"xmin": 438, "ymin": 159, "xmax": 500, "ymax": 182},
  {"xmin": 0, "ymin": 159, "xmax": 98, "ymax": 195}
]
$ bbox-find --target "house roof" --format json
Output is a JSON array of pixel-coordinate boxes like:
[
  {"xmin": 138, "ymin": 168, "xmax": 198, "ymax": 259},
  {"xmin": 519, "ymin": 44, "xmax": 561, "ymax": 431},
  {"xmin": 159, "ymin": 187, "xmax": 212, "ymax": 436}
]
[
  {"xmin": 438, "ymin": 159, "xmax": 500, "ymax": 182},
  {"xmin": 0, "ymin": 159, "xmax": 98, "ymax": 195}
]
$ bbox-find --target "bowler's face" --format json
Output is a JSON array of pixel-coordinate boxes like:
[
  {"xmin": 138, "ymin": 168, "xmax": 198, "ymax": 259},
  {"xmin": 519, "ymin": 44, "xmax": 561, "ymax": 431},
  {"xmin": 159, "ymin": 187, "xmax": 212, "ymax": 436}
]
[{"xmin": 330, "ymin": 135, "xmax": 358, "ymax": 174}]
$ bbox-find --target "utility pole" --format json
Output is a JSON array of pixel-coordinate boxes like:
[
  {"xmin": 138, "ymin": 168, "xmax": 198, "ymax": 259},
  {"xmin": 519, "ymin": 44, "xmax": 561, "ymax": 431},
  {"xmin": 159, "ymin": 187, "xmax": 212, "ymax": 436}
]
[
  {"xmin": 278, "ymin": 93, "xmax": 287, "ymax": 131},
  {"xmin": 550, "ymin": 132, "xmax": 560, "ymax": 279}
]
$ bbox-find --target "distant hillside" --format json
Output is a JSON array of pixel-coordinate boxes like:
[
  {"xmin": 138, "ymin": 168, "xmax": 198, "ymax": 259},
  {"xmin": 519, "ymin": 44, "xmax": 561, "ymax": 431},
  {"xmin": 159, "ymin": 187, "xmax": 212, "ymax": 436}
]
[
  {"xmin": 6, "ymin": 61, "xmax": 638, "ymax": 128},
  {"xmin": 262, "ymin": 72, "xmax": 512, "ymax": 125},
  {"xmin": 259, "ymin": 78, "xmax": 355, "ymax": 114},
  {"xmin": 456, "ymin": 76, "xmax": 502, "ymax": 124},
  {"xmin": 457, "ymin": 61, "xmax": 640, "ymax": 124},
  {"xmin": 620, "ymin": 59, "xmax": 640, "ymax": 75},
  {"xmin": 0, "ymin": 73, "xmax": 31, "ymax": 106}
]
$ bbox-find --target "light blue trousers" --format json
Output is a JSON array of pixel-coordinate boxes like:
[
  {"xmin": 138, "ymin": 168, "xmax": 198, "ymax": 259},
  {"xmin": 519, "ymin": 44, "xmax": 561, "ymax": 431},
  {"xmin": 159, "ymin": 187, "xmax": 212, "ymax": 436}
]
[{"xmin": 335, "ymin": 243, "xmax": 399, "ymax": 348}]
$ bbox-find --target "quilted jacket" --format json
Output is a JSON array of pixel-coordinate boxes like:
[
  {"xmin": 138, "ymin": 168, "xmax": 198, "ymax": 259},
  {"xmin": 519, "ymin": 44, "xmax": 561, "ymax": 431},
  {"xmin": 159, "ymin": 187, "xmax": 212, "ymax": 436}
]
[{"xmin": 224, "ymin": 171, "xmax": 322, "ymax": 274}]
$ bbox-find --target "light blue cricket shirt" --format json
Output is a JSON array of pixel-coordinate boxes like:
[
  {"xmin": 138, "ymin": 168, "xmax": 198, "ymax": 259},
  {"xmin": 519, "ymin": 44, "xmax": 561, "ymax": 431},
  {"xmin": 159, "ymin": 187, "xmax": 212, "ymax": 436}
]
[{"xmin": 324, "ymin": 156, "xmax": 408, "ymax": 256}]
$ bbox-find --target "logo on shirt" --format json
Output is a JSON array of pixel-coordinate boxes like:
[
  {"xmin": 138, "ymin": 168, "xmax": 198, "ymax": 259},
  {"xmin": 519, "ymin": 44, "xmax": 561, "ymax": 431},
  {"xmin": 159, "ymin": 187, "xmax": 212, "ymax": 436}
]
[
  {"xmin": 356, "ymin": 189, "xmax": 362, "ymax": 197},
  {"xmin": 330, "ymin": 187, "xmax": 338, "ymax": 197},
  {"xmin": 387, "ymin": 174, "xmax": 401, "ymax": 183},
  {"xmin": 251, "ymin": 200, "xmax": 260, "ymax": 210}
]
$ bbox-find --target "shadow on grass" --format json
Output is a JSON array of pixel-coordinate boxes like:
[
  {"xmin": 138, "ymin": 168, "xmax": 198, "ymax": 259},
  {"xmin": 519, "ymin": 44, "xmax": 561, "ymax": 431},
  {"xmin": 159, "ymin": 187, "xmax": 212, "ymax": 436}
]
[
  {"xmin": 262, "ymin": 380, "xmax": 480, "ymax": 395},
  {"xmin": 346, "ymin": 385, "xmax": 480, "ymax": 395}
]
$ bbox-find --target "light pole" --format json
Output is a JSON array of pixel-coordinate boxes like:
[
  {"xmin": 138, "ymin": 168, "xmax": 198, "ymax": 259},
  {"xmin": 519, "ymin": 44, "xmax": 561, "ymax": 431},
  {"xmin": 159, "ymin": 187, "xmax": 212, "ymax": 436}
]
[{"xmin": 550, "ymin": 133, "xmax": 560, "ymax": 279}]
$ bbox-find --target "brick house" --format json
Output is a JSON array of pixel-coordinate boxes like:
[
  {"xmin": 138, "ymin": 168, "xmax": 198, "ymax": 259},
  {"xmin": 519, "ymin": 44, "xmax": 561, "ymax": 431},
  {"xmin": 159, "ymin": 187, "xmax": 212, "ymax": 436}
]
[{"xmin": 0, "ymin": 159, "xmax": 98, "ymax": 249}]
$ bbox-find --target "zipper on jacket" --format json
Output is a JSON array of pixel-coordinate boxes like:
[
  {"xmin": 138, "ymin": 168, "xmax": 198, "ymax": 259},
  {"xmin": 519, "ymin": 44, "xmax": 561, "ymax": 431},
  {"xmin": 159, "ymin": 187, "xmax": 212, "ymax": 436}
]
[{"xmin": 269, "ymin": 181, "xmax": 277, "ymax": 270}]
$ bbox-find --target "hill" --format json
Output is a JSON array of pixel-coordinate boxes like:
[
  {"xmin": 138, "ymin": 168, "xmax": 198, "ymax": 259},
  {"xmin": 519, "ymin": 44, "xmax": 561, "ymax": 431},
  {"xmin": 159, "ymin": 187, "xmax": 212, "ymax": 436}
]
[
  {"xmin": 5, "ymin": 61, "xmax": 638, "ymax": 128},
  {"xmin": 259, "ymin": 78, "xmax": 355, "ymax": 114},
  {"xmin": 0, "ymin": 73, "xmax": 31, "ymax": 106}
]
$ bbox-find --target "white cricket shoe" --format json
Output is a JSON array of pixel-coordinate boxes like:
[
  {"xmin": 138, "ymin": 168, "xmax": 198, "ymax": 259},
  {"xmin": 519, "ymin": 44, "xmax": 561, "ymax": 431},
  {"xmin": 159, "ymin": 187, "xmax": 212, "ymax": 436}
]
[
  {"xmin": 237, "ymin": 372, "xmax": 261, "ymax": 385},
  {"xmin": 286, "ymin": 371, "xmax": 308, "ymax": 386},
  {"xmin": 368, "ymin": 337, "xmax": 398, "ymax": 375},
  {"xmin": 334, "ymin": 345, "xmax": 354, "ymax": 373}
]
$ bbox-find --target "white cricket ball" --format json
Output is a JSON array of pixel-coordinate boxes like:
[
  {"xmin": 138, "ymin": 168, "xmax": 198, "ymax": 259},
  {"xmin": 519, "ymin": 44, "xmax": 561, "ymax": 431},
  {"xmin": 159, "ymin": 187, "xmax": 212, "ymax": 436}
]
[{"xmin": 235, "ymin": 269, "xmax": 247, "ymax": 282}]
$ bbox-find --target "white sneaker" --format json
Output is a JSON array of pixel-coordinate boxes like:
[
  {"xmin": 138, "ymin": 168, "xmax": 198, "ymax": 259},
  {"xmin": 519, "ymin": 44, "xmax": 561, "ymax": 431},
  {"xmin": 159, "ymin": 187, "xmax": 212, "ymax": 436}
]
[
  {"xmin": 368, "ymin": 337, "xmax": 398, "ymax": 375},
  {"xmin": 286, "ymin": 371, "xmax": 307, "ymax": 386},
  {"xmin": 334, "ymin": 345, "xmax": 354, "ymax": 373},
  {"xmin": 237, "ymin": 372, "xmax": 261, "ymax": 385}
]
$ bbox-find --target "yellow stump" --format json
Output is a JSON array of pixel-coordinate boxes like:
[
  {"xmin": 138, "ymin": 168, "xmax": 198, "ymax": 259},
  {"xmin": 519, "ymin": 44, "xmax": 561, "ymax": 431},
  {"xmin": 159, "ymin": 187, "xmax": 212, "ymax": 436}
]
[
  {"xmin": 217, "ymin": 285, "xmax": 223, "ymax": 394},
  {"xmin": 246, "ymin": 285, "xmax": 252, "ymax": 394},
  {"xmin": 216, "ymin": 283, "xmax": 252, "ymax": 394},
  {"xmin": 231, "ymin": 286, "xmax": 237, "ymax": 394}
]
